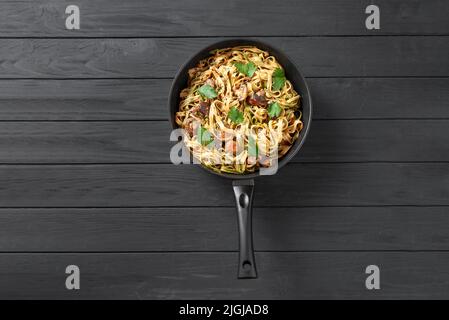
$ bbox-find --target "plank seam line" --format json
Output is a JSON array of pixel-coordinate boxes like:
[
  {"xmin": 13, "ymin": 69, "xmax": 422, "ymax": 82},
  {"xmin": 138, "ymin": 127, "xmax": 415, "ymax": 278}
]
[
  {"xmin": 0, "ymin": 35, "xmax": 448, "ymax": 39},
  {"xmin": 0, "ymin": 118, "xmax": 447, "ymax": 122},
  {"xmin": 0, "ymin": 161, "xmax": 449, "ymax": 166},
  {"xmin": 0, "ymin": 250, "xmax": 448, "ymax": 254},
  {"xmin": 0, "ymin": 205, "xmax": 448, "ymax": 209},
  {"xmin": 0, "ymin": 76, "xmax": 448, "ymax": 80}
]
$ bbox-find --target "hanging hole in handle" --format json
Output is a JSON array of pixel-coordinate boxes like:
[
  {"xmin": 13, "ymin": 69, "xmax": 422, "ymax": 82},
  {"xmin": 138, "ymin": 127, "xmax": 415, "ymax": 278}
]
[
  {"xmin": 239, "ymin": 193, "xmax": 249, "ymax": 208},
  {"xmin": 242, "ymin": 260, "xmax": 252, "ymax": 270}
]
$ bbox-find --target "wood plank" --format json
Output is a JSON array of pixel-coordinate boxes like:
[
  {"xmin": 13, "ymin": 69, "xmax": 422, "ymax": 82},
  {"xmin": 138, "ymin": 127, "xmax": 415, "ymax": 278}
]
[
  {"xmin": 0, "ymin": 0, "xmax": 447, "ymax": 37},
  {"xmin": 0, "ymin": 121, "xmax": 169, "ymax": 164},
  {"xmin": 309, "ymin": 78, "xmax": 449, "ymax": 119},
  {"xmin": 0, "ymin": 78, "xmax": 448, "ymax": 120},
  {"xmin": 0, "ymin": 80, "xmax": 167, "ymax": 120},
  {"xmin": 300, "ymin": 120, "xmax": 449, "ymax": 162},
  {"xmin": 0, "ymin": 37, "xmax": 447, "ymax": 78},
  {"xmin": 0, "ymin": 120, "xmax": 447, "ymax": 163},
  {"xmin": 0, "ymin": 163, "xmax": 447, "ymax": 207},
  {"xmin": 1, "ymin": 252, "xmax": 449, "ymax": 299},
  {"xmin": 1, "ymin": 207, "xmax": 449, "ymax": 252}
]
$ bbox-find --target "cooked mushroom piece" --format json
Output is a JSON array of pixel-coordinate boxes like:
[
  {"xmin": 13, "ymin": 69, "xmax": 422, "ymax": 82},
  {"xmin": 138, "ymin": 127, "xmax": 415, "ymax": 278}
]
[
  {"xmin": 199, "ymin": 101, "xmax": 210, "ymax": 116},
  {"xmin": 247, "ymin": 89, "xmax": 267, "ymax": 107}
]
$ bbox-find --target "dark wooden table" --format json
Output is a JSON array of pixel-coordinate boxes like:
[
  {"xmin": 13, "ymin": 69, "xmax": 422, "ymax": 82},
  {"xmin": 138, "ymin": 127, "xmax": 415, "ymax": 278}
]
[{"xmin": 0, "ymin": 0, "xmax": 448, "ymax": 299}]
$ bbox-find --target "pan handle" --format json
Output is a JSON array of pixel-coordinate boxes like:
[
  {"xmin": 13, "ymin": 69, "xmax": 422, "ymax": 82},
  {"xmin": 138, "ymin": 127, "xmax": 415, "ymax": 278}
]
[{"xmin": 232, "ymin": 179, "xmax": 257, "ymax": 279}]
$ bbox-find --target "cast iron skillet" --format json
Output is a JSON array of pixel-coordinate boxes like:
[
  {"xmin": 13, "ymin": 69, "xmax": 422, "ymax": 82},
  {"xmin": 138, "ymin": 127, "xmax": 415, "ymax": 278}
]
[{"xmin": 169, "ymin": 39, "xmax": 312, "ymax": 279}]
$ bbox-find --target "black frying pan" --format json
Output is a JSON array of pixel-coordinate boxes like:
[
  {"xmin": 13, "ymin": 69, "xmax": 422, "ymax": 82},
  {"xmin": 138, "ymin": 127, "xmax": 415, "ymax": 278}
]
[{"xmin": 169, "ymin": 39, "xmax": 312, "ymax": 279}]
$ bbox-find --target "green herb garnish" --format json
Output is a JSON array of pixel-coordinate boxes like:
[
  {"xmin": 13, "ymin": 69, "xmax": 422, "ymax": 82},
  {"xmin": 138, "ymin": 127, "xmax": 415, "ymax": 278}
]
[
  {"xmin": 228, "ymin": 107, "xmax": 244, "ymax": 124},
  {"xmin": 197, "ymin": 126, "xmax": 214, "ymax": 146},
  {"xmin": 268, "ymin": 102, "xmax": 282, "ymax": 118},
  {"xmin": 198, "ymin": 84, "xmax": 218, "ymax": 99},
  {"xmin": 234, "ymin": 61, "xmax": 257, "ymax": 77},
  {"xmin": 272, "ymin": 68, "xmax": 286, "ymax": 91}
]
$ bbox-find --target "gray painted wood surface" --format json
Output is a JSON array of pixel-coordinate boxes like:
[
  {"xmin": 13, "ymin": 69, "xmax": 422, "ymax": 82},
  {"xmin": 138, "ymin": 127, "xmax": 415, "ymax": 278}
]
[
  {"xmin": 2, "ymin": 252, "xmax": 449, "ymax": 299},
  {"xmin": 0, "ymin": 120, "xmax": 447, "ymax": 163},
  {"xmin": 0, "ymin": 78, "xmax": 447, "ymax": 120},
  {"xmin": 0, "ymin": 37, "xmax": 447, "ymax": 78},
  {"xmin": 1, "ymin": 163, "xmax": 448, "ymax": 206},
  {"xmin": 0, "ymin": 0, "xmax": 447, "ymax": 36},
  {"xmin": 0, "ymin": 0, "xmax": 448, "ymax": 299},
  {"xmin": 1, "ymin": 207, "xmax": 449, "ymax": 252}
]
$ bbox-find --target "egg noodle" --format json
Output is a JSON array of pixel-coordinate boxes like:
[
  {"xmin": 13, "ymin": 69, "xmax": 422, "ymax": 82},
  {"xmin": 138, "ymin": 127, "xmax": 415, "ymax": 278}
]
[{"xmin": 175, "ymin": 46, "xmax": 303, "ymax": 174}]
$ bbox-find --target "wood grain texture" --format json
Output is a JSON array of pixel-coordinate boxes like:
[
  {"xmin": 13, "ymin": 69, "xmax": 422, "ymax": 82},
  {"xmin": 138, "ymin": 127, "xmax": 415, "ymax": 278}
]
[
  {"xmin": 1, "ymin": 252, "xmax": 449, "ymax": 299},
  {"xmin": 0, "ymin": 163, "xmax": 448, "ymax": 207},
  {"xmin": 0, "ymin": 0, "xmax": 447, "ymax": 37},
  {"xmin": 0, "ymin": 0, "xmax": 446, "ymax": 300},
  {"xmin": 1, "ymin": 207, "xmax": 449, "ymax": 252},
  {"xmin": 0, "ymin": 79, "xmax": 166, "ymax": 120},
  {"xmin": 0, "ymin": 37, "xmax": 447, "ymax": 78},
  {"xmin": 0, "ymin": 78, "xmax": 448, "ymax": 120},
  {"xmin": 0, "ymin": 120, "xmax": 447, "ymax": 163},
  {"xmin": 309, "ymin": 78, "xmax": 449, "ymax": 120}
]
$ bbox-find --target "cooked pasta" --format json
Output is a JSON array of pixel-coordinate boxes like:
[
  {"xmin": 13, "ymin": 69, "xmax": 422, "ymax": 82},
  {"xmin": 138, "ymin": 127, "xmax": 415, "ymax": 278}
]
[{"xmin": 175, "ymin": 46, "xmax": 303, "ymax": 174}]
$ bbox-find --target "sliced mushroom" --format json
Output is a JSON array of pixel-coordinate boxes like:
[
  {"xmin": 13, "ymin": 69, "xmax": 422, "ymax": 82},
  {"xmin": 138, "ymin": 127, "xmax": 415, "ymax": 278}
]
[
  {"xmin": 247, "ymin": 89, "xmax": 267, "ymax": 107},
  {"xmin": 199, "ymin": 101, "xmax": 210, "ymax": 116}
]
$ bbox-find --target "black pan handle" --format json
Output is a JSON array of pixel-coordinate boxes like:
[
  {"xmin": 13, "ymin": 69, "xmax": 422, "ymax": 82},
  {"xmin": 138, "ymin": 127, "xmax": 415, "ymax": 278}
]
[{"xmin": 232, "ymin": 179, "xmax": 257, "ymax": 279}]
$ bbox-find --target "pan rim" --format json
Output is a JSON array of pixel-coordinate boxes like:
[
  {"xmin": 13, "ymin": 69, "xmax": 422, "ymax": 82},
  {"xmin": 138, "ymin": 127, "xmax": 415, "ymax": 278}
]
[{"xmin": 168, "ymin": 38, "xmax": 313, "ymax": 179}]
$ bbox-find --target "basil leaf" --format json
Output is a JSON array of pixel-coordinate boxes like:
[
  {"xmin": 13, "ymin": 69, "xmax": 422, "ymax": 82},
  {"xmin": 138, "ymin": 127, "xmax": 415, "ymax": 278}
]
[
  {"xmin": 272, "ymin": 68, "xmax": 286, "ymax": 91},
  {"xmin": 198, "ymin": 84, "xmax": 218, "ymax": 99},
  {"xmin": 234, "ymin": 62, "xmax": 248, "ymax": 75},
  {"xmin": 248, "ymin": 136, "xmax": 258, "ymax": 157},
  {"xmin": 268, "ymin": 102, "xmax": 282, "ymax": 118},
  {"xmin": 197, "ymin": 126, "xmax": 214, "ymax": 146},
  {"xmin": 234, "ymin": 61, "xmax": 257, "ymax": 77},
  {"xmin": 228, "ymin": 107, "xmax": 244, "ymax": 124},
  {"xmin": 246, "ymin": 62, "xmax": 257, "ymax": 77}
]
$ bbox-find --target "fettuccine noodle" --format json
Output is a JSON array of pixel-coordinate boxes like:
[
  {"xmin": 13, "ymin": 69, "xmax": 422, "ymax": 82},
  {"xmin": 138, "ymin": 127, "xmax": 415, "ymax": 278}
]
[{"xmin": 175, "ymin": 46, "xmax": 303, "ymax": 174}]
